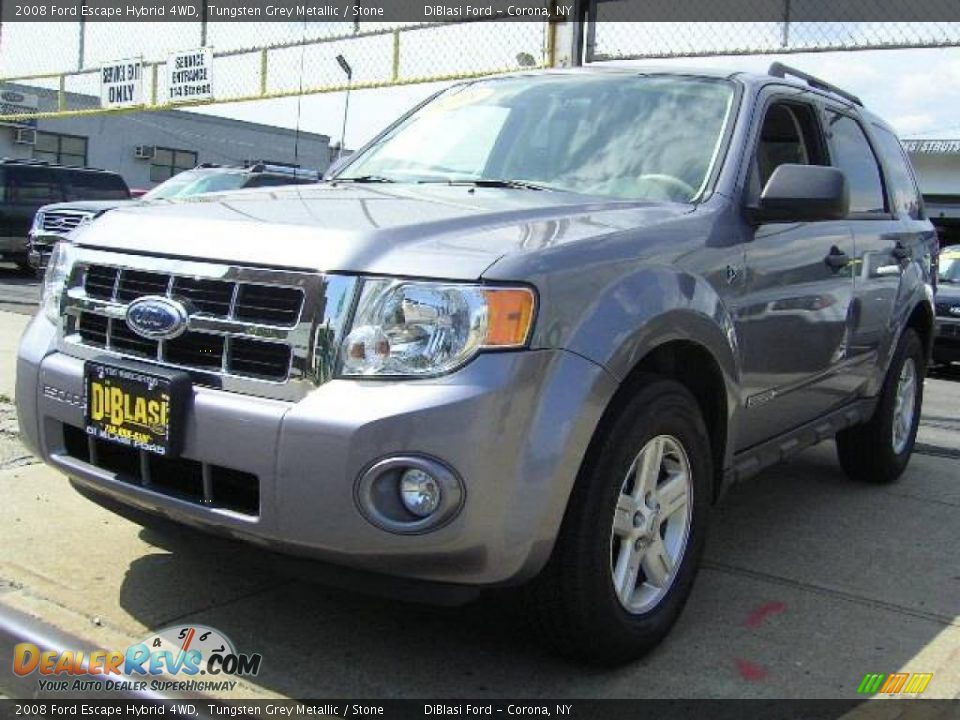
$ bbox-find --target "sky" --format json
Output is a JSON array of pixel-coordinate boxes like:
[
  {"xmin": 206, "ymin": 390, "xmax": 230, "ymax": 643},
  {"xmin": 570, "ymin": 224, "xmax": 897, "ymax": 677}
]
[{"xmin": 185, "ymin": 45, "xmax": 960, "ymax": 151}]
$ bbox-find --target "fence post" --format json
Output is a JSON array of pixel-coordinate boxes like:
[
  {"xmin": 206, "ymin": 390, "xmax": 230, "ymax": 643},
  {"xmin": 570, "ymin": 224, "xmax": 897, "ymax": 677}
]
[
  {"xmin": 391, "ymin": 30, "xmax": 401, "ymax": 82},
  {"xmin": 260, "ymin": 48, "xmax": 268, "ymax": 96},
  {"xmin": 548, "ymin": 0, "xmax": 586, "ymax": 67}
]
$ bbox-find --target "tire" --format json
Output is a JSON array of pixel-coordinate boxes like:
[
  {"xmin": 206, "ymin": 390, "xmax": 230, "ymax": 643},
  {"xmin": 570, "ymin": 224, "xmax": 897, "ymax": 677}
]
[
  {"xmin": 524, "ymin": 375, "xmax": 713, "ymax": 665},
  {"xmin": 836, "ymin": 328, "xmax": 925, "ymax": 484}
]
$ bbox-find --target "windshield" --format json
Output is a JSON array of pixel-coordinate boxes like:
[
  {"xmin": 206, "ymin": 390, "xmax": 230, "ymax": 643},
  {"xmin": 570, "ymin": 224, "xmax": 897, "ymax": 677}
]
[
  {"xmin": 338, "ymin": 74, "xmax": 736, "ymax": 202},
  {"xmin": 143, "ymin": 169, "xmax": 249, "ymax": 200},
  {"xmin": 941, "ymin": 256, "xmax": 960, "ymax": 283}
]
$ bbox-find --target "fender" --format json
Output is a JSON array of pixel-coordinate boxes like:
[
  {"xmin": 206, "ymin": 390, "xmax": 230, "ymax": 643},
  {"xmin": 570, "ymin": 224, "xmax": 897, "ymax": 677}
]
[
  {"xmin": 870, "ymin": 259, "xmax": 935, "ymax": 395},
  {"xmin": 524, "ymin": 262, "xmax": 744, "ymax": 471}
]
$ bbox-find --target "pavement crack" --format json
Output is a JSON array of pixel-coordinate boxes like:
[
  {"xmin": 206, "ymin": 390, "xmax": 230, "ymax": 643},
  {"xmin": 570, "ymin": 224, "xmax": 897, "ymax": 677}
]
[
  {"xmin": 701, "ymin": 560, "xmax": 959, "ymax": 628},
  {"xmin": 151, "ymin": 579, "xmax": 296, "ymax": 628}
]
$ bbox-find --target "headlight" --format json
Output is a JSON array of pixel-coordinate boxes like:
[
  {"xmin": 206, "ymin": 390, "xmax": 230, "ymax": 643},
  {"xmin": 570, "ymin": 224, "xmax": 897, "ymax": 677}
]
[
  {"xmin": 30, "ymin": 212, "xmax": 44, "ymax": 233},
  {"xmin": 41, "ymin": 242, "xmax": 77, "ymax": 324},
  {"xmin": 339, "ymin": 279, "xmax": 535, "ymax": 377}
]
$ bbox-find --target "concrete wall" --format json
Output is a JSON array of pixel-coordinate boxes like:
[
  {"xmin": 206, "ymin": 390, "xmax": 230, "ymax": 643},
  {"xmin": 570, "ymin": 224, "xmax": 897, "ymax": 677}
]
[
  {"xmin": 908, "ymin": 152, "xmax": 960, "ymax": 197},
  {"xmin": 0, "ymin": 85, "xmax": 330, "ymax": 189}
]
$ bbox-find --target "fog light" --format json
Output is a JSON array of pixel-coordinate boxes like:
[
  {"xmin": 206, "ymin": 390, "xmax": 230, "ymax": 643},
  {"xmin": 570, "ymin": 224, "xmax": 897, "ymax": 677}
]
[
  {"xmin": 399, "ymin": 468, "xmax": 442, "ymax": 517},
  {"xmin": 356, "ymin": 455, "xmax": 464, "ymax": 534}
]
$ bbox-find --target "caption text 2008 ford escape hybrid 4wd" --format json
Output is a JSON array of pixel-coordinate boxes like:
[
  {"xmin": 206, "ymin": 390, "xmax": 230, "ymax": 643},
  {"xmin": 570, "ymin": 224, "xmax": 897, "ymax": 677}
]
[{"xmin": 16, "ymin": 64, "xmax": 937, "ymax": 664}]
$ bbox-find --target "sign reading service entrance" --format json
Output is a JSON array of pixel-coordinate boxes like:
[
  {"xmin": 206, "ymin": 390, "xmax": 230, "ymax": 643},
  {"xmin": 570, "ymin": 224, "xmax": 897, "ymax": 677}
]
[
  {"xmin": 168, "ymin": 48, "xmax": 213, "ymax": 102},
  {"xmin": 101, "ymin": 58, "xmax": 144, "ymax": 108}
]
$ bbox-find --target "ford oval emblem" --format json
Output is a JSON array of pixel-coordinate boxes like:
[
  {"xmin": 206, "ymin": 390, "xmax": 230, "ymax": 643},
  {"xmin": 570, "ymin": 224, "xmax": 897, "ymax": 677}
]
[
  {"xmin": 1, "ymin": 91, "xmax": 25, "ymax": 103},
  {"xmin": 125, "ymin": 296, "xmax": 188, "ymax": 340}
]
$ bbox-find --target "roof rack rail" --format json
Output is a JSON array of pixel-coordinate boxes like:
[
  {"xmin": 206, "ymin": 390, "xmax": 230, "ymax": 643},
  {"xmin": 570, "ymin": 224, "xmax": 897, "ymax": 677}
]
[{"xmin": 768, "ymin": 62, "xmax": 863, "ymax": 107}]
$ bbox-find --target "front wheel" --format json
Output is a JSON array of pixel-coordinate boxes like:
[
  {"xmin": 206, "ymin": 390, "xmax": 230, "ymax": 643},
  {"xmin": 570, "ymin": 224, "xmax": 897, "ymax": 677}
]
[
  {"xmin": 524, "ymin": 376, "xmax": 712, "ymax": 665},
  {"xmin": 836, "ymin": 328, "xmax": 925, "ymax": 484}
]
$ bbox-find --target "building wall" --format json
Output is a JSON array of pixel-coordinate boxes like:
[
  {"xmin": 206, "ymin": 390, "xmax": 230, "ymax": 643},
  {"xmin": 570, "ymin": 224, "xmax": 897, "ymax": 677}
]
[
  {"xmin": 0, "ymin": 85, "xmax": 331, "ymax": 189},
  {"xmin": 907, "ymin": 152, "xmax": 960, "ymax": 197}
]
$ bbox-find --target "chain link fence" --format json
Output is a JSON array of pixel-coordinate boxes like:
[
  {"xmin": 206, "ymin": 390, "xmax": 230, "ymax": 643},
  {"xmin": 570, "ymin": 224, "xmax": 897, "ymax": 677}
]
[
  {"xmin": 0, "ymin": 21, "xmax": 550, "ymax": 121},
  {"xmin": 589, "ymin": 21, "xmax": 960, "ymax": 61}
]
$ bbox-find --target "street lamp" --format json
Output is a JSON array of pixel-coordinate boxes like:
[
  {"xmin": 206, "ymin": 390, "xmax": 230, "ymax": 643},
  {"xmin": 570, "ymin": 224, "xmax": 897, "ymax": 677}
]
[{"xmin": 336, "ymin": 54, "xmax": 353, "ymax": 161}]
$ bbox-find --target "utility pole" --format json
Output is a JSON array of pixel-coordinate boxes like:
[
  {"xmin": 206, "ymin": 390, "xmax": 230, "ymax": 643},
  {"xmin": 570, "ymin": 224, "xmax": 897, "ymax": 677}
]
[{"xmin": 336, "ymin": 54, "xmax": 353, "ymax": 161}]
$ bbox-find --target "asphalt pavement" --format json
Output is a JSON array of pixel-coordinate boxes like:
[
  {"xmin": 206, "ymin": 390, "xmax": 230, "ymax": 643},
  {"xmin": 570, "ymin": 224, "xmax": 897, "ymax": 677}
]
[{"xmin": 0, "ymin": 272, "xmax": 957, "ymax": 701}]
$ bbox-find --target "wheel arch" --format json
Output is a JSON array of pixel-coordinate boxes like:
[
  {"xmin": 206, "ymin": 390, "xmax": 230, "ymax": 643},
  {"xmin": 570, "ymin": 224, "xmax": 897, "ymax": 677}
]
[{"xmin": 579, "ymin": 335, "xmax": 735, "ymax": 504}]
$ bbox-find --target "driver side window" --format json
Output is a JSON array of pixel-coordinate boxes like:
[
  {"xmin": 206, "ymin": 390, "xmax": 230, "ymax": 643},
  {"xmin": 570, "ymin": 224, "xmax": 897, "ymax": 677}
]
[{"xmin": 749, "ymin": 101, "xmax": 826, "ymax": 201}]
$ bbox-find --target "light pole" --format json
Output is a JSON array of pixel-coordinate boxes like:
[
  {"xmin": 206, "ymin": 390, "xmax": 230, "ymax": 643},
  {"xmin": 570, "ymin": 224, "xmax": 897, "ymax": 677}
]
[{"xmin": 336, "ymin": 54, "xmax": 353, "ymax": 161}]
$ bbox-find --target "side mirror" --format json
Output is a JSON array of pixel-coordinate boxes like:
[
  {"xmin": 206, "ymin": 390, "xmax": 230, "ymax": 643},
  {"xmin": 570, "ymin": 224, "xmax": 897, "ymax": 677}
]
[{"xmin": 747, "ymin": 164, "xmax": 849, "ymax": 224}]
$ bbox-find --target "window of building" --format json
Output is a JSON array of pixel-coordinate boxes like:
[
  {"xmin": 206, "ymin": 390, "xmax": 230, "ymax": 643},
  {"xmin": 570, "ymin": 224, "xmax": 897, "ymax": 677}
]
[
  {"xmin": 33, "ymin": 131, "xmax": 88, "ymax": 166},
  {"xmin": 150, "ymin": 147, "xmax": 198, "ymax": 183},
  {"xmin": 826, "ymin": 112, "xmax": 886, "ymax": 214}
]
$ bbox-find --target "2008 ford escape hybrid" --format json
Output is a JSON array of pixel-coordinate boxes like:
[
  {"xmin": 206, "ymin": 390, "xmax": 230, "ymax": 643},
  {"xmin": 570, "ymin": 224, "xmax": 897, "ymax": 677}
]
[{"xmin": 17, "ymin": 65, "xmax": 937, "ymax": 664}]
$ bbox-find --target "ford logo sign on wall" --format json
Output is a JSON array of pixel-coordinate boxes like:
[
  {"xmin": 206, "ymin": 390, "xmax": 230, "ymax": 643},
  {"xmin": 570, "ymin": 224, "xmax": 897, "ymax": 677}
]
[
  {"xmin": 125, "ymin": 296, "xmax": 189, "ymax": 340},
  {"xmin": 1, "ymin": 91, "xmax": 25, "ymax": 103}
]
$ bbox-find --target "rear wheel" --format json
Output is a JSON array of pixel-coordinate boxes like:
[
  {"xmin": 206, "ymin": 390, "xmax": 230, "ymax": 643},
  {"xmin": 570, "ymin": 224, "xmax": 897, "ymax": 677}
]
[
  {"xmin": 836, "ymin": 328, "xmax": 925, "ymax": 484},
  {"xmin": 525, "ymin": 376, "xmax": 712, "ymax": 665}
]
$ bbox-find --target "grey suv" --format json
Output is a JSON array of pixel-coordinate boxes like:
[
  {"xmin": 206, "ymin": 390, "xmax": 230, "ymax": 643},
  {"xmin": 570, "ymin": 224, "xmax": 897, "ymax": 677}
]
[{"xmin": 16, "ymin": 65, "xmax": 936, "ymax": 664}]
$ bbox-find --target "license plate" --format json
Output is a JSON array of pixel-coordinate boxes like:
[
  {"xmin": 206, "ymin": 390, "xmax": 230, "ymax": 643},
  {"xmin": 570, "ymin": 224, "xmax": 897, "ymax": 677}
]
[{"xmin": 84, "ymin": 361, "xmax": 189, "ymax": 457}]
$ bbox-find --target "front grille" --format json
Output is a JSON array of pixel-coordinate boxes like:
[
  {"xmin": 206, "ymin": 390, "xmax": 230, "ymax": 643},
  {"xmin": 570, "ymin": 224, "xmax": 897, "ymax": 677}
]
[
  {"xmin": 234, "ymin": 284, "xmax": 303, "ymax": 325},
  {"xmin": 72, "ymin": 263, "xmax": 309, "ymax": 383},
  {"xmin": 110, "ymin": 318, "xmax": 159, "ymax": 358},
  {"xmin": 61, "ymin": 250, "xmax": 356, "ymax": 401},
  {"xmin": 84, "ymin": 265, "xmax": 119, "ymax": 300},
  {"xmin": 75, "ymin": 312, "xmax": 291, "ymax": 380},
  {"xmin": 116, "ymin": 270, "xmax": 169, "ymax": 302},
  {"xmin": 63, "ymin": 424, "xmax": 260, "ymax": 516},
  {"xmin": 41, "ymin": 210, "xmax": 91, "ymax": 233},
  {"xmin": 229, "ymin": 339, "xmax": 292, "ymax": 379},
  {"xmin": 166, "ymin": 332, "xmax": 224, "ymax": 370},
  {"xmin": 935, "ymin": 301, "xmax": 960, "ymax": 318},
  {"xmin": 77, "ymin": 313, "xmax": 108, "ymax": 346},
  {"xmin": 171, "ymin": 277, "xmax": 233, "ymax": 316}
]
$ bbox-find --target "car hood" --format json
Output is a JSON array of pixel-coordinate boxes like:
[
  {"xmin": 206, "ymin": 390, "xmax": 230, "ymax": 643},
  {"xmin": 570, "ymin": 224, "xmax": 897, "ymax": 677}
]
[
  {"xmin": 39, "ymin": 199, "xmax": 132, "ymax": 214},
  {"xmin": 73, "ymin": 184, "xmax": 694, "ymax": 279},
  {"xmin": 937, "ymin": 282, "xmax": 960, "ymax": 303}
]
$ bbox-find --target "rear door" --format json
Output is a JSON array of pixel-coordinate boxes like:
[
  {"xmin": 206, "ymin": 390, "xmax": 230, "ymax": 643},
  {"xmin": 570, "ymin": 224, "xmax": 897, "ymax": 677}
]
[{"xmin": 823, "ymin": 108, "xmax": 933, "ymax": 391}]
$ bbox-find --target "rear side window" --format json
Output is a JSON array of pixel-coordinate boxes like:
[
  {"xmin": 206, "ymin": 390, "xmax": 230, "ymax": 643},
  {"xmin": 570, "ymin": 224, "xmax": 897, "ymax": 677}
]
[
  {"xmin": 0, "ymin": 169, "xmax": 6, "ymax": 203},
  {"xmin": 66, "ymin": 172, "xmax": 130, "ymax": 201},
  {"xmin": 6, "ymin": 166, "xmax": 63, "ymax": 205},
  {"xmin": 871, "ymin": 126, "xmax": 922, "ymax": 220},
  {"xmin": 825, "ymin": 111, "xmax": 886, "ymax": 214}
]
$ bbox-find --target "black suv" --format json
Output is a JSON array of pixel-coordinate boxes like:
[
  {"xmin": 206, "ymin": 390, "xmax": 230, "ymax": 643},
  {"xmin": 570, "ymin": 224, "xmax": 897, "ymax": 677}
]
[
  {"xmin": 0, "ymin": 159, "xmax": 129, "ymax": 271},
  {"xmin": 28, "ymin": 162, "xmax": 320, "ymax": 271}
]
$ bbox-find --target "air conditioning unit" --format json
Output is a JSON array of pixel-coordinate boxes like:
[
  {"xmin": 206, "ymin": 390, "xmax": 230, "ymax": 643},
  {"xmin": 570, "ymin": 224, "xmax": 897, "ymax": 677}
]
[
  {"xmin": 134, "ymin": 145, "xmax": 155, "ymax": 159},
  {"xmin": 14, "ymin": 128, "xmax": 36, "ymax": 145}
]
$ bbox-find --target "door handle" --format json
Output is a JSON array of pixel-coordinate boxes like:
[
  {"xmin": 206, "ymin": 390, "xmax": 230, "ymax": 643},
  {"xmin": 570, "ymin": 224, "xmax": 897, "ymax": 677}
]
[{"xmin": 824, "ymin": 246, "xmax": 851, "ymax": 271}]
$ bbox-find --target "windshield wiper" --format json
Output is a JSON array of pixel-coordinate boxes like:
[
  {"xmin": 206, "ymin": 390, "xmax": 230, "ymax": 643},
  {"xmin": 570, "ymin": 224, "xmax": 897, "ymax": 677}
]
[
  {"xmin": 420, "ymin": 178, "xmax": 553, "ymax": 191},
  {"xmin": 332, "ymin": 175, "xmax": 397, "ymax": 184}
]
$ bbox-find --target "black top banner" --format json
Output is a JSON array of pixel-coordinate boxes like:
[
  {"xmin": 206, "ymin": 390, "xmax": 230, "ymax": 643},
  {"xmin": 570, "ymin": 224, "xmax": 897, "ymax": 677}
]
[{"xmin": 3, "ymin": 0, "xmax": 960, "ymax": 23}]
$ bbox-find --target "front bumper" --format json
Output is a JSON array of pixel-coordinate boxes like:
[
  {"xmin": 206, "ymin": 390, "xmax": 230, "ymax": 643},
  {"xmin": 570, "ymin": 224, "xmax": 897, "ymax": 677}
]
[
  {"xmin": 17, "ymin": 314, "xmax": 616, "ymax": 586},
  {"xmin": 934, "ymin": 316, "xmax": 960, "ymax": 362},
  {"xmin": 27, "ymin": 232, "xmax": 66, "ymax": 270},
  {"xmin": 0, "ymin": 235, "xmax": 27, "ymax": 256}
]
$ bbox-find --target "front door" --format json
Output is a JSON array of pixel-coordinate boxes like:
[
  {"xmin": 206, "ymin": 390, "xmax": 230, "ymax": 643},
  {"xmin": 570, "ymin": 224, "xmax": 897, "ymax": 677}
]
[{"xmin": 734, "ymin": 96, "xmax": 857, "ymax": 449}]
